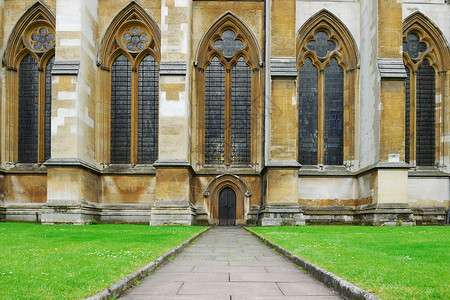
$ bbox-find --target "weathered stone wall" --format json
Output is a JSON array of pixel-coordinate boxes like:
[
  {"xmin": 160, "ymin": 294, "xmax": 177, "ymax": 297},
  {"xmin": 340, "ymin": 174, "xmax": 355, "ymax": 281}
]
[{"xmin": 359, "ymin": 0, "xmax": 380, "ymax": 168}]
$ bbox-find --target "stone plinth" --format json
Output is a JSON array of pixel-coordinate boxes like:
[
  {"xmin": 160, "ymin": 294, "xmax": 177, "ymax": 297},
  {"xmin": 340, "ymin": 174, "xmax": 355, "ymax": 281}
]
[{"xmin": 150, "ymin": 200, "xmax": 196, "ymax": 226}]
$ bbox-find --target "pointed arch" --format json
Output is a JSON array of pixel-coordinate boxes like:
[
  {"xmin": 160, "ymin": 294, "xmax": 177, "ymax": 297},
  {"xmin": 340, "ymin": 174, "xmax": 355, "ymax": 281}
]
[
  {"xmin": 402, "ymin": 12, "xmax": 450, "ymax": 168},
  {"xmin": 97, "ymin": 1, "xmax": 160, "ymax": 166},
  {"xmin": 296, "ymin": 9, "xmax": 358, "ymax": 70},
  {"xmin": 193, "ymin": 11, "xmax": 263, "ymax": 168},
  {"xmin": 296, "ymin": 9, "xmax": 359, "ymax": 167},
  {"xmin": 98, "ymin": 0, "xmax": 160, "ymax": 69},
  {"xmin": 2, "ymin": 1, "xmax": 55, "ymax": 69},
  {"xmin": 195, "ymin": 11, "xmax": 262, "ymax": 70},
  {"xmin": 403, "ymin": 12, "xmax": 450, "ymax": 71},
  {"xmin": 2, "ymin": 1, "xmax": 55, "ymax": 164}
]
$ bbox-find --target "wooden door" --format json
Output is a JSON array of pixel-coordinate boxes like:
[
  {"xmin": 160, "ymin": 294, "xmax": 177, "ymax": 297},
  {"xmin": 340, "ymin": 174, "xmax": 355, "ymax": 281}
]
[{"xmin": 219, "ymin": 187, "xmax": 236, "ymax": 226}]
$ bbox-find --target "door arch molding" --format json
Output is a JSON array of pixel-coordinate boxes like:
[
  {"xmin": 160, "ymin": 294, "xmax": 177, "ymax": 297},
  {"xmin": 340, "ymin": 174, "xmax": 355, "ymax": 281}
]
[{"xmin": 203, "ymin": 174, "xmax": 251, "ymax": 224}]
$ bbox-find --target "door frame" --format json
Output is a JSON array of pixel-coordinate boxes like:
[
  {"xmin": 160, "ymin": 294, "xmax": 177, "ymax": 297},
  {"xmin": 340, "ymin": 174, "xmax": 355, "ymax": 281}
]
[{"xmin": 204, "ymin": 175, "xmax": 251, "ymax": 225}]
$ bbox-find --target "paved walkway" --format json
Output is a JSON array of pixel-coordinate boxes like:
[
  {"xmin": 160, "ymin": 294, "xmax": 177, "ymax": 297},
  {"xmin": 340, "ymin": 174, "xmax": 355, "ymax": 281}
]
[{"xmin": 120, "ymin": 227, "xmax": 339, "ymax": 300}]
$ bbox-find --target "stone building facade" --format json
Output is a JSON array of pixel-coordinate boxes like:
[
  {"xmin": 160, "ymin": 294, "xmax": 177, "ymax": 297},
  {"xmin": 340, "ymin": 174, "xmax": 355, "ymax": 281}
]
[{"xmin": 0, "ymin": 0, "xmax": 449, "ymax": 226}]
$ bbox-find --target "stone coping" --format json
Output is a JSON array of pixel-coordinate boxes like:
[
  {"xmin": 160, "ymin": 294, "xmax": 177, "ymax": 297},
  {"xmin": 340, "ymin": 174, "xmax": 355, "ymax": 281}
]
[
  {"xmin": 245, "ymin": 227, "xmax": 381, "ymax": 300},
  {"xmin": 85, "ymin": 227, "xmax": 211, "ymax": 300}
]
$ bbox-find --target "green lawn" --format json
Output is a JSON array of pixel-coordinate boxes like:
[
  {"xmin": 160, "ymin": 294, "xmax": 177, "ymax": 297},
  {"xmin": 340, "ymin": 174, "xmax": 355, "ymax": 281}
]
[
  {"xmin": 0, "ymin": 223, "xmax": 207, "ymax": 300},
  {"xmin": 251, "ymin": 226, "xmax": 449, "ymax": 300}
]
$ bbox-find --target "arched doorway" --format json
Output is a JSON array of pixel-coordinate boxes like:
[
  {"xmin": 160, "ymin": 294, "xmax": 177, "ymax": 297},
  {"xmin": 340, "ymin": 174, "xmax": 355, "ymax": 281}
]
[{"xmin": 219, "ymin": 187, "xmax": 236, "ymax": 226}]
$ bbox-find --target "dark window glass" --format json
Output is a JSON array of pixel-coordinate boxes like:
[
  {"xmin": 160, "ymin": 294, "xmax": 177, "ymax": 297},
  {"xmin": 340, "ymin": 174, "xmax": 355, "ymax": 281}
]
[
  {"xmin": 231, "ymin": 57, "xmax": 251, "ymax": 165},
  {"xmin": 298, "ymin": 58, "xmax": 318, "ymax": 165},
  {"xmin": 110, "ymin": 55, "xmax": 132, "ymax": 164},
  {"xmin": 205, "ymin": 57, "xmax": 225, "ymax": 164},
  {"xmin": 403, "ymin": 33, "xmax": 427, "ymax": 59},
  {"xmin": 44, "ymin": 56, "xmax": 54, "ymax": 162},
  {"xmin": 213, "ymin": 30, "xmax": 244, "ymax": 58},
  {"xmin": 18, "ymin": 54, "xmax": 39, "ymax": 163},
  {"xmin": 324, "ymin": 58, "xmax": 344, "ymax": 165},
  {"xmin": 306, "ymin": 31, "xmax": 336, "ymax": 58},
  {"xmin": 405, "ymin": 67, "xmax": 410, "ymax": 164},
  {"xmin": 416, "ymin": 59, "xmax": 435, "ymax": 166},
  {"xmin": 138, "ymin": 55, "xmax": 159, "ymax": 164}
]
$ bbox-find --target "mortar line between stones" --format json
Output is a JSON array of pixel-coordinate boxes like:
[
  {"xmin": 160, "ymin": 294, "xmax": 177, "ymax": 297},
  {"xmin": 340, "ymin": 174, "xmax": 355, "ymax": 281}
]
[
  {"xmin": 176, "ymin": 281, "xmax": 185, "ymax": 295},
  {"xmin": 275, "ymin": 282, "xmax": 286, "ymax": 296}
]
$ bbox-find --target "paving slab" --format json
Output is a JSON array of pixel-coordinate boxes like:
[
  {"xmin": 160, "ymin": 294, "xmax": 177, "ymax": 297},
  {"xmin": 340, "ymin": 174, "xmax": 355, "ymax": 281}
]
[{"xmin": 120, "ymin": 227, "xmax": 339, "ymax": 299}]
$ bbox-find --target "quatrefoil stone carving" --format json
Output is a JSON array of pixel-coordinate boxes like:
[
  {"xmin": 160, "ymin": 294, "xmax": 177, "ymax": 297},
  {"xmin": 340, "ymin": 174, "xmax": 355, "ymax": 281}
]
[
  {"xmin": 307, "ymin": 31, "xmax": 336, "ymax": 58},
  {"xmin": 403, "ymin": 33, "xmax": 427, "ymax": 59},
  {"xmin": 213, "ymin": 30, "xmax": 244, "ymax": 58}
]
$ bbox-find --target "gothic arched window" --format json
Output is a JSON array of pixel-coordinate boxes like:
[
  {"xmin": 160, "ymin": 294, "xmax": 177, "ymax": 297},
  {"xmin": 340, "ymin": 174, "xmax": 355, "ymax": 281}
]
[
  {"xmin": 3, "ymin": 3, "xmax": 55, "ymax": 164},
  {"xmin": 98, "ymin": 4, "xmax": 160, "ymax": 165},
  {"xmin": 403, "ymin": 13, "xmax": 450, "ymax": 167},
  {"xmin": 297, "ymin": 11, "xmax": 358, "ymax": 167},
  {"xmin": 195, "ymin": 13, "xmax": 262, "ymax": 167}
]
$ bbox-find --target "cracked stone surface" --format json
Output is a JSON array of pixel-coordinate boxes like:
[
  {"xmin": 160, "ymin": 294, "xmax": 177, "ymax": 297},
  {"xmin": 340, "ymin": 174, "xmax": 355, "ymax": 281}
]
[{"xmin": 120, "ymin": 227, "xmax": 339, "ymax": 300}]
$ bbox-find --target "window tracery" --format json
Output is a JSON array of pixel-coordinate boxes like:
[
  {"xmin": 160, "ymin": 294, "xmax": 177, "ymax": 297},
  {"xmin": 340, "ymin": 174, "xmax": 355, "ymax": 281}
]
[
  {"xmin": 297, "ymin": 11, "xmax": 358, "ymax": 167},
  {"xmin": 403, "ymin": 13, "xmax": 450, "ymax": 167},
  {"xmin": 3, "ymin": 3, "xmax": 55, "ymax": 164},
  {"xmin": 97, "ymin": 3, "xmax": 160, "ymax": 165},
  {"xmin": 195, "ymin": 13, "xmax": 262, "ymax": 167}
]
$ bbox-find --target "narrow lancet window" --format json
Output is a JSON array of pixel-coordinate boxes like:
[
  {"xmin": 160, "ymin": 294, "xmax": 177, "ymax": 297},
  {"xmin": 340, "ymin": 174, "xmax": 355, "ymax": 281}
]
[
  {"xmin": 205, "ymin": 57, "xmax": 226, "ymax": 165},
  {"xmin": 138, "ymin": 55, "xmax": 159, "ymax": 164},
  {"xmin": 18, "ymin": 54, "xmax": 39, "ymax": 163},
  {"xmin": 110, "ymin": 55, "xmax": 132, "ymax": 164},
  {"xmin": 298, "ymin": 58, "xmax": 318, "ymax": 165},
  {"xmin": 231, "ymin": 57, "xmax": 251, "ymax": 165},
  {"xmin": 416, "ymin": 59, "xmax": 435, "ymax": 166},
  {"xmin": 324, "ymin": 58, "xmax": 344, "ymax": 165}
]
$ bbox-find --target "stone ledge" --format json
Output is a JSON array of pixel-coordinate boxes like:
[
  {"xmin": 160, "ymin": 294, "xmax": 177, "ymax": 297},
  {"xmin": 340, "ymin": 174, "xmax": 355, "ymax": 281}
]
[
  {"xmin": 245, "ymin": 228, "xmax": 381, "ymax": 300},
  {"xmin": 377, "ymin": 58, "xmax": 407, "ymax": 80},
  {"xmin": 270, "ymin": 57, "xmax": 297, "ymax": 77},
  {"xmin": 51, "ymin": 60, "xmax": 80, "ymax": 76},
  {"xmin": 86, "ymin": 227, "xmax": 211, "ymax": 300},
  {"xmin": 44, "ymin": 158, "xmax": 100, "ymax": 174},
  {"xmin": 159, "ymin": 61, "xmax": 187, "ymax": 75}
]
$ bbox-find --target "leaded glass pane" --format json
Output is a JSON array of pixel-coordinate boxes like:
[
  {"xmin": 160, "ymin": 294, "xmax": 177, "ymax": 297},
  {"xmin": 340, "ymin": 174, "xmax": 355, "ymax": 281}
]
[
  {"xmin": 416, "ymin": 59, "xmax": 435, "ymax": 166},
  {"xmin": 306, "ymin": 31, "xmax": 336, "ymax": 58},
  {"xmin": 138, "ymin": 55, "xmax": 159, "ymax": 164},
  {"xmin": 18, "ymin": 54, "xmax": 39, "ymax": 163},
  {"xmin": 298, "ymin": 58, "xmax": 318, "ymax": 165},
  {"xmin": 324, "ymin": 58, "xmax": 343, "ymax": 165},
  {"xmin": 403, "ymin": 33, "xmax": 427, "ymax": 59},
  {"xmin": 44, "ymin": 56, "xmax": 54, "ymax": 162},
  {"xmin": 205, "ymin": 57, "xmax": 225, "ymax": 164},
  {"xmin": 213, "ymin": 30, "xmax": 244, "ymax": 58},
  {"xmin": 405, "ymin": 67, "xmax": 411, "ymax": 164},
  {"xmin": 231, "ymin": 57, "xmax": 251, "ymax": 165},
  {"xmin": 110, "ymin": 55, "xmax": 132, "ymax": 164}
]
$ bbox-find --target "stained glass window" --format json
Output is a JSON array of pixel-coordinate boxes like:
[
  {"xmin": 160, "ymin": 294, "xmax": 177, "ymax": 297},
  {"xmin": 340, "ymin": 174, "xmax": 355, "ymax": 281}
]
[
  {"xmin": 403, "ymin": 33, "xmax": 427, "ymax": 59},
  {"xmin": 110, "ymin": 55, "xmax": 132, "ymax": 164},
  {"xmin": 213, "ymin": 30, "xmax": 244, "ymax": 58},
  {"xmin": 307, "ymin": 31, "xmax": 336, "ymax": 58},
  {"xmin": 44, "ymin": 56, "xmax": 54, "ymax": 161},
  {"xmin": 18, "ymin": 54, "xmax": 39, "ymax": 163},
  {"xmin": 205, "ymin": 57, "xmax": 225, "ymax": 164},
  {"xmin": 416, "ymin": 59, "xmax": 435, "ymax": 166},
  {"xmin": 298, "ymin": 58, "xmax": 318, "ymax": 165},
  {"xmin": 231, "ymin": 57, "xmax": 251, "ymax": 165},
  {"xmin": 138, "ymin": 55, "xmax": 159, "ymax": 164},
  {"xmin": 324, "ymin": 58, "xmax": 343, "ymax": 165}
]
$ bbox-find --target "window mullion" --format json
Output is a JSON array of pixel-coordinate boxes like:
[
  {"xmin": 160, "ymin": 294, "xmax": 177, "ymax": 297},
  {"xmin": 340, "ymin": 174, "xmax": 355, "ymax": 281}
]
[{"xmin": 318, "ymin": 68, "xmax": 325, "ymax": 165}]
